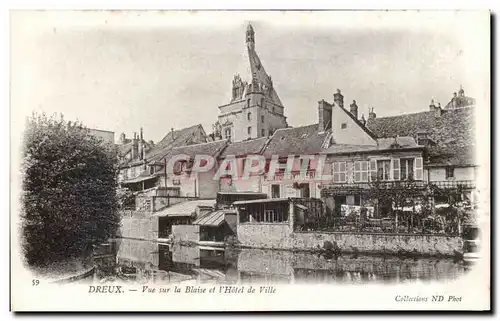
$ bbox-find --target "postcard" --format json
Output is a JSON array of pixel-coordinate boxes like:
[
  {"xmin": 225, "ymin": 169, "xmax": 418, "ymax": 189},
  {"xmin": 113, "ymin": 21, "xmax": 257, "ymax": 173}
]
[{"xmin": 10, "ymin": 10, "xmax": 491, "ymax": 312}]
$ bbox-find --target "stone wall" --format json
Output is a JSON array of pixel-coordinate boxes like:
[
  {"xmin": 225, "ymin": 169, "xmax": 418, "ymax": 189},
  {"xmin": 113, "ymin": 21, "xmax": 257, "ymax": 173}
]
[
  {"xmin": 236, "ymin": 223, "xmax": 463, "ymax": 256},
  {"xmin": 120, "ymin": 212, "xmax": 158, "ymax": 241},
  {"xmin": 172, "ymin": 224, "xmax": 200, "ymax": 243},
  {"xmin": 289, "ymin": 232, "xmax": 463, "ymax": 256},
  {"xmin": 237, "ymin": 223, "xmax": 292, "ymax": 250}
]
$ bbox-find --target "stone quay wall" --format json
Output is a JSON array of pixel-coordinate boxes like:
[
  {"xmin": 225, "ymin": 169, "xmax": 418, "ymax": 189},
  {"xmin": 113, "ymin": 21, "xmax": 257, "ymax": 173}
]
[{"xmin": 237, "ymin": 223, "xmax": 463, "ymax": 257}]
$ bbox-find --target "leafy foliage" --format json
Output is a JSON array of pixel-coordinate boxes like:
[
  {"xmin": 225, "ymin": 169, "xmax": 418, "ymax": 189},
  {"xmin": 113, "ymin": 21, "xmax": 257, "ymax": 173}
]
[{"xmin": 21, "ymin": 113, "xmax": 120, "ymax": 268}]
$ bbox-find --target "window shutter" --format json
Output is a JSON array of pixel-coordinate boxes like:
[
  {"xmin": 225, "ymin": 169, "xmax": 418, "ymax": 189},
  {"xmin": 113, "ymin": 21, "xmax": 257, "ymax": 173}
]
[
  {"xmin": 414, "ymin": 157, "xmax": 423, "ymax": 180},
  {"xmin": 347, "ymin": 162, "xmax": 353, "ymax": 183},
  {"xmin": 392, "ymin": 159, "xmax": 400, "ymax": 181},
  {"xmin": 369, "ymin": 159, "xmax": 377, "ymax": 181}
]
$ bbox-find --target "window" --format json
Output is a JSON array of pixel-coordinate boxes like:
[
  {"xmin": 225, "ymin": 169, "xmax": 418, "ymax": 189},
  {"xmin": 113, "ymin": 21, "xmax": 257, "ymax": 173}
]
[
  {"xmin": 298, "ymin": 183, "xmax": 310, "ymax": 198},
  {"xmin": 354, "ymin": 161, "xmax": 369, "ymax": 182},
  {"xmin": 261, "ymin": 128, "xmax": 266, "ymax": 136},
  {"xmin": 341, "ymin": 123, "xmax": 347, "ymax": 129},
  {"xmin": 446, "ymin": 167, "xmax": 455, "ymax": 179},
  {"xmin": 333, "ymin": 162, "xmax": 347, "ymax": 182},
  {"xmin": 370, "ymin": 160, "xmax": 377, "ymax": 181},
  {"xmin": 247, "ymin": 99, "xmax": 250, "ymax": 108},
  {"xmin": 261, "ymin": 98, "xmax": 265, "ymax": 107},
  {"xmin": 271, "ymin": 185, "xmax": 280, "ymax": 198},
  {"xmin": 149, "ymin": 166, "xmax": 155, "ymax": 175},
  {"xmin": 272, "ymin": 106, "xmax": 275, "ymax": 113},
  {"xmin": 225, "ymin": 128, "xmax": 232, "ymax": 141},
  {"xmin": 131, "ymin": 167, "xmax": 137, "ymax": 178},
  {"xmin": 261, "ymin": 115, "xmax": 264, "ymax": 123},
  {"xmin": 247, "ymin": 112, "xmax": 252, "ymax": 121},
  {"xmin": 400, "ymin": 158, "xmax": 415, "ymax": 180},
  {"xmin": 247, "ymin": 126, "xmax": 252, "ymax": 135},
  {"xmin": 376, "ymin": 160, "xmax": 391, "ymax": 181}
]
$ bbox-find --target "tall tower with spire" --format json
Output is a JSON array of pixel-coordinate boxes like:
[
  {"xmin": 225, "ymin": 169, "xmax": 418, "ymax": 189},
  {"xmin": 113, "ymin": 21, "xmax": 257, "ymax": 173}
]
[{"xmin": 215, "ymin": 23, "xmax": 288, "ymax": 142}]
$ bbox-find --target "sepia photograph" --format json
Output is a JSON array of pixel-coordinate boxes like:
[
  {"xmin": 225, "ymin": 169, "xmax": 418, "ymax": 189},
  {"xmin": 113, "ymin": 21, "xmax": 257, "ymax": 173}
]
[{"xmin": 9, "ymin": 10, "xmax": 491, "ymax": 311}]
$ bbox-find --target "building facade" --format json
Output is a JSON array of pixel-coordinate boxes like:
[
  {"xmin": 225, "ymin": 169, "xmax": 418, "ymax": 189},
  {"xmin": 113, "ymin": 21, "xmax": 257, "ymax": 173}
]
[{"xmin": 212, "ymin": 24, "xmax": 288, "ymax": 143}]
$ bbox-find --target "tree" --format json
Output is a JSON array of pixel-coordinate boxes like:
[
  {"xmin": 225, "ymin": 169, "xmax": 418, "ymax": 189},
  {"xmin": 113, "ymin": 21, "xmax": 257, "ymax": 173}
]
[{"xmin": 21, "ymin": 113, "xmax": 120, "ymax": 268}]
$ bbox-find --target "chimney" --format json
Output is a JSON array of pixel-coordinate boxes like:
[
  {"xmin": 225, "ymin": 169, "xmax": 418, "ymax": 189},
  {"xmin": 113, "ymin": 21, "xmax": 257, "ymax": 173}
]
[
  {"xmin": 416, "ymin": 131, "xmax": 429, "ymax": 146},
  {"xmin": 434, "ymin": 103, "xmax": 442, "ymax": 117},
  {"xmin": 318, "ymin": 99, "xmax": 333, "ymax": 132},
  {"xmin": 120, "ymin": 132, "xmax": 126, "ymax": 144},
  {"xmin": 368, "ymin": 107, "xmax": 377, "ymax": 120},
  {"xmin": 131, "ymin": 132, "xmax": 138, "ymax": 159},
  {"xmin": 333, "ymin": 89, "xmax": 344, "ymax": 108},
  {"xmin": 429, "ymin": 99, "xmax": 436, "ymax": 111},
  {"xmin": 149, "ymin": 140, "xmax": 155, "ymax": 147},
  {"xmin": 139, "ymin": 127, "xmax": 145, "ymax": 160},
  {"xmin": 452, "ymin": 92, "xmax": 458, "ymax": 109},
  {"xmin": 360, "ymin": 114, "xmax": 366, "ymax": 126},
  {"xmin": 349, "ymin": 100, "xmax": 358, "ymax": 119}
]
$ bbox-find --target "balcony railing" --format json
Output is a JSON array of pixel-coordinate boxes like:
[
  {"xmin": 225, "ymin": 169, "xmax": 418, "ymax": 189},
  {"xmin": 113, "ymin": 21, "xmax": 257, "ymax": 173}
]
[
  {"xmin": 264, "ymin": 170, "xmax": 317, "ymax": 182},
  {"xmin": 320, "ymin": 180, "xmax": 475, "ymax": 190},
  {"xmin": 430, "ymin": 180, "xmax": 476, "ymax": 189}
]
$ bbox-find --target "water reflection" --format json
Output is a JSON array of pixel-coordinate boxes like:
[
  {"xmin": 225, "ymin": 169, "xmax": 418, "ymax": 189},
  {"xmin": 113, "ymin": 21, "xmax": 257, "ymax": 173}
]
[{"xmin": 92, "ymin": 238, "xmax": 471, "ymax": 285}]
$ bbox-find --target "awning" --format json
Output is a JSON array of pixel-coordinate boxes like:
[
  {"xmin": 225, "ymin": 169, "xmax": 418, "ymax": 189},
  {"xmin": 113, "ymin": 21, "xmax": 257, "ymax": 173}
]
[
  {"xmin": 295, "ymin": 204, "xmax": 308, "ymax": 211},
  {"xmin": 233, "ymin": 198, "xmax": 289, "ymax": 205},
  {"xmin": 193, "ymin": 211, "xmax": 226, "ymax": 227},
  {"xmin": 121, "ymin": 173, "xmax": 156, "ymax": 184},
  {"xmin": 153, "ymin": 199, "xmax": 216, "ymax": 217}
]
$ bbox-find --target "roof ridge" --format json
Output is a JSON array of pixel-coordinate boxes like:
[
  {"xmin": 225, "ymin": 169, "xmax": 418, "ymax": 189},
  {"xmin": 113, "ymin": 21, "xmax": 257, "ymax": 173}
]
[
  {"xmin": 172, "ymin": 139, "xmax": 228, "ymax": 150},
  {"xmin": 338, "ymin": 105, "xmax": 378, "ymax": 140}
]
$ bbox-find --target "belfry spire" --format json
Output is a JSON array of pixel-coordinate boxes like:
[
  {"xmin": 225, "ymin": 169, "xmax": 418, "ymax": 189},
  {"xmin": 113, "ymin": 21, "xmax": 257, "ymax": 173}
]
[{"xmin": 246, "ymin": 23, "xmax": 255, "ymax": 50}]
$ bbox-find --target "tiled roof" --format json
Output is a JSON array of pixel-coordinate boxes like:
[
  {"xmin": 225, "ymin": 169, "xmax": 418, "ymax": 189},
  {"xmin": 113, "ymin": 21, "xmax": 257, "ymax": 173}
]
[
  {"xmin": 322, "ymin": 136, "xmax": 420, "ymax": 155},
  {"xmin": 118, "ymin": 139, "xmax": 151, "ymax": 157},
  {"xmin": 366, "ymin": 107, "xmax": 476, "ymax": 166},
  {"xmin": 153, "ymin": 199, "xmax": 216, "ymax": 217},
  {"xmin": 444, "ymin": 95, "xmax": 476, "ymax": 110},
  {"xmin": 146, "ymin": 124, "xmax": 207, "ymax": 162},
  {"xmin": 262, "ymin": 124, "xmax": 329, "ymax": 158},
  {"xmin": 193, "ymin": 210, "xmax": 230, "ymax": 226},
  {"xmin": 166, "ymin": 140, "xmax": 229, "ymax": 161},
  {"xmin": 219, "ymin": 137, "xmax": 269, "ymax": 158}
]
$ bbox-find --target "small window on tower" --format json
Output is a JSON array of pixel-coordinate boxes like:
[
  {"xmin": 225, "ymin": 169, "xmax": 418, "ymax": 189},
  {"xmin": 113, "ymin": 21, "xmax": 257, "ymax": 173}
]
[
  {"xmin": 247, "ymin": 99, "xmax": 250, "ymax": 108},
  {"xmin": 261, "ymin": 129, "xmax": 265, "ymax": 136},
  {"xmin": 247, "ymin": 112, "xmax": 251, "ymax": 121},
  {"xmin": 446, "ymin": 167, "xmax": 455, "ymax": 179},
  {"xmin": 341, "ymin": 123, "xmax": 347, "ymax": 129},
  {"xmin": 261, "ymin": 115, "xmax": 264, "ymax": 123},
  {"xmin": 248, "ymin": 127, "xmax": 252, "ymax": 135},
  {"xmin": 261, "ymin": 98, "xmax": 265, "ymax": 107}
]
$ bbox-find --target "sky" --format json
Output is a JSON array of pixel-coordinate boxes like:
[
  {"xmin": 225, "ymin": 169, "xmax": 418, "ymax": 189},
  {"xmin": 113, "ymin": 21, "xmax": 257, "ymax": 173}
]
[{"xmin": 11, "ymin": 11, "xmax": 489, "ymax": 143}]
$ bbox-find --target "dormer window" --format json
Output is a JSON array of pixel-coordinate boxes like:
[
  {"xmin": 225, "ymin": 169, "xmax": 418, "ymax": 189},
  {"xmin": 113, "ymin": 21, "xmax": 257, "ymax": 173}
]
[{"xmin": 446, "ymin": 167, "xmax": 455, "ymax": 179}]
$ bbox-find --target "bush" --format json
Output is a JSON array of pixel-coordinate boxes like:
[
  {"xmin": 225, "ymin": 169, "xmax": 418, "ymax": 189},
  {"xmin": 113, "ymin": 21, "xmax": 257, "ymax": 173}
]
[{"xmin": 21, "ymin": 113, "xmax": 120, "ymax": 268}]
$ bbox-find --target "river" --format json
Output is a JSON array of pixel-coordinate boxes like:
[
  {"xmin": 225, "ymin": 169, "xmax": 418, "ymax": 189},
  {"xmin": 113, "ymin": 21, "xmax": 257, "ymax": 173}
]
[{"xmin": 91, "ymin": 238, "xmax": 472, "ymax": 285}]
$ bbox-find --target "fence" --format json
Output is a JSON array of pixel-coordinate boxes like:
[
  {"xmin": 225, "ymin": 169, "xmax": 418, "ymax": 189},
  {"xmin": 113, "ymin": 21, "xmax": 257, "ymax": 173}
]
[{"xmin": 294, "ymin": 202, "xmax": 465, "ymax": 236}]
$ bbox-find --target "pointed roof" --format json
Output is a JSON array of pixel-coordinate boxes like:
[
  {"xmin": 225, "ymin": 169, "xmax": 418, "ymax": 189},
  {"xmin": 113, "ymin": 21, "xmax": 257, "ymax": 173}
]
[
  {"xmin": 146, "ymin": 124, "xmax": 208, "ymax": 162},
  {"xmin": 223, "ymin": 24, "xmax": 283, "ymax": 107}
]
